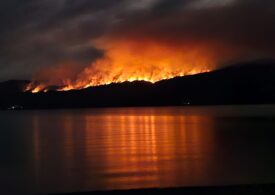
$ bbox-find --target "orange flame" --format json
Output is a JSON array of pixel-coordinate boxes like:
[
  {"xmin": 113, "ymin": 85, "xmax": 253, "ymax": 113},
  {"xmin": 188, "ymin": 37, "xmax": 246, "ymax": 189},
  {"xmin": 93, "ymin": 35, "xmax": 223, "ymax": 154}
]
[
  {"xmin": 24, "ymin": 83, "xmax": 48, "ymax": 93},
  {"xmin": 24, "ymin": 40, "xmax": 213, "ymax": 93}
]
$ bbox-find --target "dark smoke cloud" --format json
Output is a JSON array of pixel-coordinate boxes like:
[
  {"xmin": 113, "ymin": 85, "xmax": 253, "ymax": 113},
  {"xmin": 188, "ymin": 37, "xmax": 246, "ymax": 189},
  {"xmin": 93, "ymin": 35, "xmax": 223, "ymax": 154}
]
[
  {"xmin": 0, "ymin": 0, "xmax": 275, "ymax": 80},
  {"xmin": 0, "ymin": 0, "xmax": 124, "ymax": 80}
]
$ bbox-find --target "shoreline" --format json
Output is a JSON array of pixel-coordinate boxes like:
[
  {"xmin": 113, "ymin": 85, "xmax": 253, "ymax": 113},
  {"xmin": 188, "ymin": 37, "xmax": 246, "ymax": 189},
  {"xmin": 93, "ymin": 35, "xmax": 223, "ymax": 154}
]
[{"xmin": 53, "ymin": 184, "xmax": 275, "ymax": 195}]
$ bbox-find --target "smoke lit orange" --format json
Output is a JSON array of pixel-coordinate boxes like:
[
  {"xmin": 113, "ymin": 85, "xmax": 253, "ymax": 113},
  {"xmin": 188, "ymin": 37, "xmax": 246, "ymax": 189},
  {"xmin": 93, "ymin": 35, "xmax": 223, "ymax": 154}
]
[{"xmin": 24, "ymin": 40, "xmax": 213, "ymax": 93}]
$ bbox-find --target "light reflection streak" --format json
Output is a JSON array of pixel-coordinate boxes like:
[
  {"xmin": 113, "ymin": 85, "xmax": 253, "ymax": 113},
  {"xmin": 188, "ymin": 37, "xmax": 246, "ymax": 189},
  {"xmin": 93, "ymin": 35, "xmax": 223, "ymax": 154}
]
[
  {"xmin": 32, "ymin": 114, "xmax": 41, "ymax": 184},
  {"xmin": 31, "ymin": 109, "xmax": 215, "ymax": 192}
]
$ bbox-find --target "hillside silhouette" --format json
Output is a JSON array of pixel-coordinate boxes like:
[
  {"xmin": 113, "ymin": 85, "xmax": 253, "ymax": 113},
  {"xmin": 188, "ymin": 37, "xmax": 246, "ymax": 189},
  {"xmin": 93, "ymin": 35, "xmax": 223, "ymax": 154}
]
[{"xmin": 1, "ymin": 61, "xmax": 275, "ymax": 109}]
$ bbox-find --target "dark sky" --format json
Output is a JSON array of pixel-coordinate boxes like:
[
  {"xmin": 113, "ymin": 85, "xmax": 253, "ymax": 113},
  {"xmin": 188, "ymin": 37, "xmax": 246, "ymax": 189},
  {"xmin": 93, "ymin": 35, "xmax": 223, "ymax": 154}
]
[{"xmin": 1, "ymin": 0, "xmax": 275, "ymax": 81}]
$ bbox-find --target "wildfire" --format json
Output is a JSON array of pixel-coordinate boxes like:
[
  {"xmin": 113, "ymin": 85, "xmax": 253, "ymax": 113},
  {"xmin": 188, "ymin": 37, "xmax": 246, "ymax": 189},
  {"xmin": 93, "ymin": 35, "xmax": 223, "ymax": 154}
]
[
  {"xmin": 24, "ymin": 83, "xmax": 49, "ymax": 93},
  {"xmin": 24, "ymin": 40, "xmax": 214, "ymax": 93},
  {"xmin": 24, "ymin": 68, "xmax": 209, "ymax": 93}
]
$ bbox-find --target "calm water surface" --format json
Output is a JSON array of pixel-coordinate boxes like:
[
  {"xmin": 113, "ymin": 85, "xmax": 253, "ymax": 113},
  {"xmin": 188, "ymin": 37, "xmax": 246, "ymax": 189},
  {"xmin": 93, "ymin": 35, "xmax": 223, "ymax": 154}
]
[{"xmin": 1, "ymin": 106, "xmax": 275, "ymax": 194}]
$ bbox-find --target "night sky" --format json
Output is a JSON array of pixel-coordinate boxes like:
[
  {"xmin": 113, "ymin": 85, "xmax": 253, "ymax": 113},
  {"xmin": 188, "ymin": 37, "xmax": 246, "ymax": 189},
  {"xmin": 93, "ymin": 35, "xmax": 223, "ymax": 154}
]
[{"xmin": 1, "ymin": 0, "xmax": 275, "ymax": 82}]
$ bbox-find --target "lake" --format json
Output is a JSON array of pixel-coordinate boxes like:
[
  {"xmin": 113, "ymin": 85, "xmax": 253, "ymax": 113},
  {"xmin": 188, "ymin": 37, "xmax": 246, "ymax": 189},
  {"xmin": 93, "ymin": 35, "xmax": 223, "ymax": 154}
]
[{"xmin": 1, "ymin": 106, "xmax": 275, "ymax": 194}]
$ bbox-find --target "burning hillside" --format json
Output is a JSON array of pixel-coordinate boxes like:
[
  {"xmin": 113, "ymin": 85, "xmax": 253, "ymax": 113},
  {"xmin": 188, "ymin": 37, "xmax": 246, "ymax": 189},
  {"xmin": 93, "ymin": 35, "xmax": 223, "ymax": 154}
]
[{"xmin": 24, "ymin": 40, "xmax": 212, "ymax": 93}]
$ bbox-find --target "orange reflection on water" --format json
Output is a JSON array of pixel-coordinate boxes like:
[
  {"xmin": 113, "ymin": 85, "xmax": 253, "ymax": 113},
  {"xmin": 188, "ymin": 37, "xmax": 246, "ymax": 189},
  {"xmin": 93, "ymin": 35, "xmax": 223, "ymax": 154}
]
[
  {"xmin": 30, "ymin": 108, "xmax": 215, "ymax": 193},
  {"xmin": 25, "ymin": 107, "xmax": 275, "ymax": 194},
  {"xmin": 32, "ymin": 114, "xmax": 41, "ymax": 183},
  {"xmin": 83, "ymin": 112, "xmax": 214, "ymax": 190}
]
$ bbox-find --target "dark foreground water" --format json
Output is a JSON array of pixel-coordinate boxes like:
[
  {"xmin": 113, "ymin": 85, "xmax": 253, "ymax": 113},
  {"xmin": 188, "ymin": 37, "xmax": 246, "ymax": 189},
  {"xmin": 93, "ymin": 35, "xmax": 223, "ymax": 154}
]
[{"xmin": 1, "ymin": 106, "xmax": 275, "ymax": 194}]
